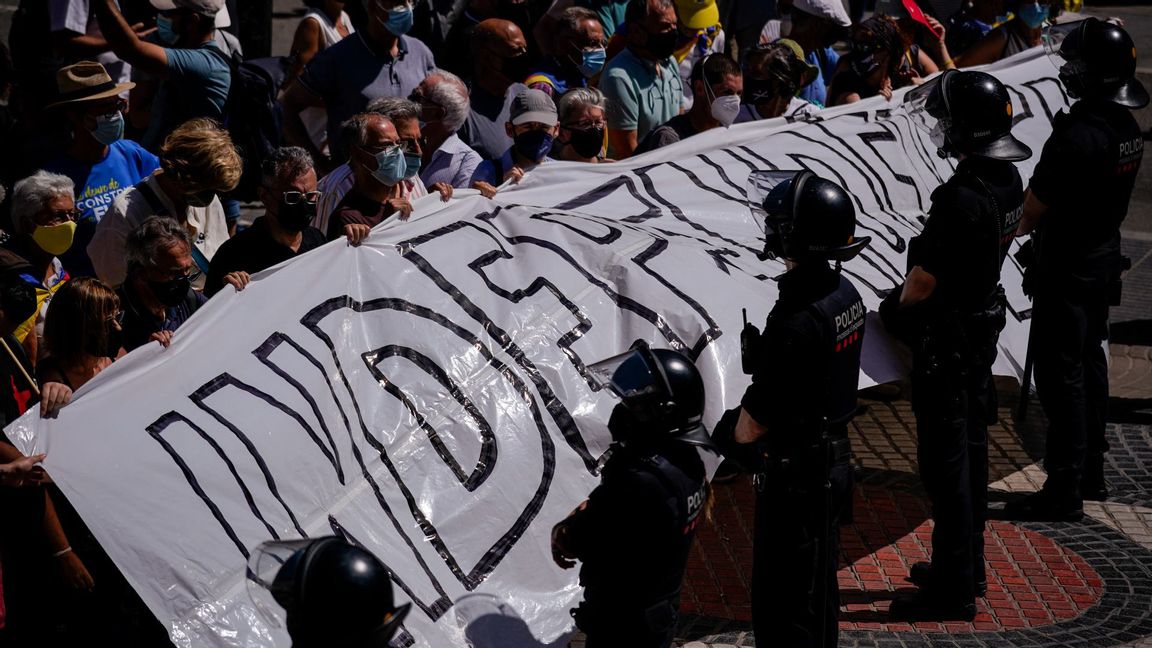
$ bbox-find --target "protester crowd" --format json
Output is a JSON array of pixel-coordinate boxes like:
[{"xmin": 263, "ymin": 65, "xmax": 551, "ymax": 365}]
[{"xmin": 0, "ymin": 0, "xmax": 1110, "ymax": 642}]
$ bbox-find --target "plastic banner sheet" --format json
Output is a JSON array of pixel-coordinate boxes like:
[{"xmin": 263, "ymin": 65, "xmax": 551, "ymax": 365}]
[{"xmin": 5, "ymin": 49, "xmax": 1067, "ymax": 647}]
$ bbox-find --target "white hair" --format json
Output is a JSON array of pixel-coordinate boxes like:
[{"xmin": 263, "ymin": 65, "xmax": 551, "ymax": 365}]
[
  {"xmin": 558, "ymin": 87, "xmax": 608, "ymax": 125},
  {"xmin": 425, "ymin": 69, "xmax": 470, "ymax": 133},
  {"xmin": 11, "ymin": 171, "xmax": 74, "ymax": 235}
]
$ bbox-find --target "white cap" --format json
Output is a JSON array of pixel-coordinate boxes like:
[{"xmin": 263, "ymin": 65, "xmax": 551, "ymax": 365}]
[
  {"xmin": 150, "ymin": 0, "xmax": 232, "ymax": 28},
  {"xmin": 791, "ymin": 0, "xmax": 851, "ymax": 27}
]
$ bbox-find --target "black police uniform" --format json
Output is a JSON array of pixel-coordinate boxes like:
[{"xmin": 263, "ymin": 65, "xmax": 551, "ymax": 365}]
[
  {"xmin": 562, "ymin": 439, "xmax": 707, "ymax": 648},
  {"xmin": 1028, "ymin": 98, "xmax": 1143, "ymax": 499},
  {"xmin": 741, "ymin": 263, "xmax": 865, "ymax": 648},
  {"xmin": 893, "ymin": 156, "xmax": 1023, "ymax": 601}
]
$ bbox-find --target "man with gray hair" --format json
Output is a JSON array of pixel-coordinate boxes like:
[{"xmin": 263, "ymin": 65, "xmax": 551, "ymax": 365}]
[
  {"xmin": 206, "ymin": 147, "xmax": 348, "ymax": 297},
  {"xmin": 313, "ymin": 98, "xmax": 452, "ymax": 234},
  {"xmin": 118, "ymin": 216, "xmax": 206, "ymax": 351},
  {"xmin": 2, "ymin": 171, "xmax": 77, "ymax": 358},
  {"xmin": 409, "ymin": 70, "xmax": 485, "ymax": 189}
]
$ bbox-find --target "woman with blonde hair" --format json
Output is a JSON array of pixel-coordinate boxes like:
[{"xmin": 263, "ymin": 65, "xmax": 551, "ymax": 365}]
[
  {"xmin": 38, "ymin": 277, "xmax": 122, "ymax": 394},
  {"xmin": 87, "ymin": 118, "xmax": 242, "ymax": 289}
]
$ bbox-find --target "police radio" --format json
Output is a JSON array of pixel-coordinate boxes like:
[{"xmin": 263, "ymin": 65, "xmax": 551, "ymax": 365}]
[{"xmin": 740, "ymin": 308, "xmax": 761, "ymax": 375}]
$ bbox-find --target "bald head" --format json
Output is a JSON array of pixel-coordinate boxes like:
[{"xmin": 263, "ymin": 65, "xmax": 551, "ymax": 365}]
[{"xmin": 471, "ymin": 18, "xmax": 527, "ymax": 56}]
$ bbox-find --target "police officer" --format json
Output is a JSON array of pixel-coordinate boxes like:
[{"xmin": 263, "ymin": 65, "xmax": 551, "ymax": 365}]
[
  {"xmin": 714, "ymin": 171, "xmax": 870, "ymax": 648},
  {"xmin": 1006, "ymin": 17, "xmax": 1146, "ymax": 521},
  {"xmin": 551, "ymin": 341, "xmax": 713, "ymax": 648},
  {"xmin": 247, "ymin": 536, "xmax": 410, "ymax": 647},
  {"xmin": 883, "ymin": 69, "xmax": 1031, "ymax": 620}
]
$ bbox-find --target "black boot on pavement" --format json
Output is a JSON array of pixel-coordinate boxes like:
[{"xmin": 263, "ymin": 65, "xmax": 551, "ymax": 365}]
[
  {"xmin": 907, "ymin": 561, "xmax": 988, "ymax": 597},
  {"xmin": 1003, "ymin": 489, "xmax": 1084, "ymax": 522}
]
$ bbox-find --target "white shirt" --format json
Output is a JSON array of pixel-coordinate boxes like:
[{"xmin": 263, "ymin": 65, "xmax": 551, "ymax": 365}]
[
  {"xmin": 302, "ymin": 10, "xmax": 355, "ymax": 49},
  {"xmin": 312, "ymin": 165, "xmax": 427, "ymax": 235},
  {"xmin": 88, "ymin": 174, "xmax": 229, "ymax": 290}
]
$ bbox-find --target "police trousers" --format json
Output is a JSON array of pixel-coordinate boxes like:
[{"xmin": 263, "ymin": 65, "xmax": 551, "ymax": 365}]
[
  {"xmin": 1031, "ymin": 285, "xmax": 1111, "ymax": 495},
  {"xmin": 575, "ymin": 596, "xmax": 677, "ymax": 648},
  {"xmin": 910, "ymin": 343, "xmax": 995, "ymax": 601},
  {"xmin": 752, "ymin": 461, "xmax": 853, "ymax": 648}
]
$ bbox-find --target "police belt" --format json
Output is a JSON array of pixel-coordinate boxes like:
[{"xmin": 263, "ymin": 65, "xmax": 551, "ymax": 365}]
[{"xmin": 753, "ymin": 436, "xmax": 852, "ymax": 493}]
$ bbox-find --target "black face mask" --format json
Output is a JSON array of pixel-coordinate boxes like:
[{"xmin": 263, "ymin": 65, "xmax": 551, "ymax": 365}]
[
  {"xmin": 85, "ymin": 322, "xmax": 123, "ymax": 358},
  {"xmin": 277, "ymin": 200, "xmax": 316, "ymax": 233},
  {"xmin": 565, "ymin": 126, "xmax": 605, "ymax": 158},
  {"xmin": 501, "ymin": 53, "xmax": 533, "ymax": 84},
  {"xmin": 644, "ymin": 29, "xmax": 679, "ymax": 59},
  {"xmin": 149, "ymin": 276, "xmax": 191, "ymax": 308}
]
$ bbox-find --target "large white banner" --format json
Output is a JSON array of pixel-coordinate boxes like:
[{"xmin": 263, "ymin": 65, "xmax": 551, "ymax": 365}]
[{"xmin": 6, "ymin": 49, "xmax": 1068, "ymax": 648}]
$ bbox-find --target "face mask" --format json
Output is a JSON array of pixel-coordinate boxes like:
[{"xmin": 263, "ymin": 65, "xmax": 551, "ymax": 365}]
[
  {"xmin": 501, "ymin": 54, "xmax": 533, "ymax": 84},
  {"xmin": 710, "ymin": 94, "xmax": 741, "ymax": 127},
  {"xmin": 579, "ymin": 48, "xmax": 607, "ymax": 78},
  {"xmin": 381, "ymin": 6, "xmax": 414, "ymax": 36},
  {"xmin": 90, "ymin": 112, "xmax": 124, "ymax": 145},
  {"xmin": 403, "ymin": 152, "xmax": 422, "ymax": 178},
  {"xmin": 645, "ymin": 29, "xmax": 679, "ymax": 59},
  {"xmin": 1018, "ymin": 3, "xmax": 1048, "ymax": 28},
  {"xmin": 565, "ymin": 126, "xmax": 604, "ymax": 158},
  {"xmin": 86, "ymin": 322, "xmax": 123, "ymax": 358},
  {"xmin": 513, "ymin": 129, "xmax": 554, "ymax": 162},
  {"xmin": 277, "ymin": 199, "xmax": 316, "ymax": 233},
  {"xmin": 850, "ymin": 53, "xmax": 881, "ymax": 78},
  {"xmin": 156, "ymin": 15, "xmax": 178, "ymax": 46},
  {"xmin": 31, "ymin": 221, "xmax": 76, "ymax": 256},
  {"xmin": 185, "ymin": 190, "xmax": 216, "ymax": 208},
  {"xmin": 149, "ymin": 276, "xmax": 191, "ymax": 308},
  {"xmin": 366, "ymin": 147, "xmax": 407, "ymax": 186}
]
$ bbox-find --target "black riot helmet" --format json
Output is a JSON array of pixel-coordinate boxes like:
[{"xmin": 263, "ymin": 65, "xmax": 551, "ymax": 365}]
[
  {"xmin": 1044, "ymin": 17, "xmax": 1148, "ymax": 108},
  {"xmin": 905, "ymin": 69, "xmax": 1032, "ymax": 161},
  {"xmin": 746, "ymin": 170, "xmax": 871, "ymax": 263},
  {"xmin": 248, "ymin": 537, "xmax": 410, "ymax": 648},
  {"xmin": 588, "ymin": 340, "xmax": 715, "ymax": 451}
]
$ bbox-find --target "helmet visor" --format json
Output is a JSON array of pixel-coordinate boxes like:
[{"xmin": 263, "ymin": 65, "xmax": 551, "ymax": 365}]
[
  {"xmin": 587, "ymin": 346, "xmax": 660, "ymax": 400},
  {"xmin": 903, "ymin": 77, "xmax": 949, "ymax": 149},
  {"xmin": 246, "ymin": 538, "xmax": 316, "ymax": 630},
  {"xmin": 1042, "ymin": 20, "xmax": 1081, "ymax": 70},
  {"xmin": 747, "ymin": 170, "xmax": 803, "ymax": 234}
]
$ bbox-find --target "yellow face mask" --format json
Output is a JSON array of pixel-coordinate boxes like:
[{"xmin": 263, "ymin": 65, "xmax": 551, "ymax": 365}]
[{"xmin": 31, "ymin": 221, "xmax": 77, "ymax": 256}]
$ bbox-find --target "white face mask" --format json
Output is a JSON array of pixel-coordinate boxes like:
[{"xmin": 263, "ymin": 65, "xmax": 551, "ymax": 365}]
[{"xmin": 710, "ymin": 94, "xmax": 741, "ymax": 128}]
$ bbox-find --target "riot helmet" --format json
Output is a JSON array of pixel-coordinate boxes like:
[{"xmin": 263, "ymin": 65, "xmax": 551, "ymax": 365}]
[
  {"xmin": 746, "ymin": 170, "xmax": 871, "ymax": 262},
  {"xmin": 905, "ymin": 69, "xmax": 1032, "ymax": 161},
  {"xmin": 588, "ymin": 340, "xmax": 715, "ymax": 451},
  {"xmin": 248, "ymin": 537, "xmax": 410, "ymax": 647},
  {"xmin": 1044, "ymin": 17, "xmax": 1148, "ymax": 108}
]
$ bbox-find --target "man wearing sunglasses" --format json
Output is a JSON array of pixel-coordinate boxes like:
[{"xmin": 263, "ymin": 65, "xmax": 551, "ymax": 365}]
[
  {"xmin": 205, "ymin": 147, "xmax": 330, "ymax": 297},
  {"xmin": 736, "ymin": 40, "xmax": 819, "ymax": 123},
  {"xmin": 118, "ymin": 216, "xmax": 206, "ymax": 352}
]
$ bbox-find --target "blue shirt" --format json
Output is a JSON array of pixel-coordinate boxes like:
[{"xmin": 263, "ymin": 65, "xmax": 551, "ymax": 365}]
[
  {"xmin": 142, "ymin": 41, "xmax": 232, "ymax": 151},
  {"xmin": 420, "ymin": 134, "xmax": 484, "ymax": 189},
  {"xmin": 301, "ymin": 33, "xmax": 436, "ymax": 146},
  {"xmin": 798, "ymin": 46, "xmax": 839, "ymax": 108},
  {"xmin": 44, "ymin": 139, "xmax": 160, "ymax": 277}
]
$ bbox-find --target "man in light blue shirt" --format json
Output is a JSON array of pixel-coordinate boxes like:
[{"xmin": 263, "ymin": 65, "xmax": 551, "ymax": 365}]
[
  {"xmin": 94, "ymin": 0, "xmax": 232, "ymax": 152},
  {"xmin": 410, "ymin": 71, "xmax": 485, "ymax": 188},
  {"xmin": 600, "ymin": 0, "xmax": 683, "ymax": 158}
]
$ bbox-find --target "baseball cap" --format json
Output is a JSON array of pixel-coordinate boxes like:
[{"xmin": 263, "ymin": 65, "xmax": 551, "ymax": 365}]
[
  {"xmin": 791, "ymin": 0, "xmax": 851, "ymax": 28},
  {"xmin": 150, "ymin": 0, "xmax": 232, "ymax": 28},
  {"xmin": 675, "ymin": 0, "xmax": 720, "ymax": 31},
  {"xmin": 509, "ymin": 89, "xmax": 558, "ymax": 126}
]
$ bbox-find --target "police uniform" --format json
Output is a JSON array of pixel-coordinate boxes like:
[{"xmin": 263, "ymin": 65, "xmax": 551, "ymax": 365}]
[
  {"xmin": 1027, "ymin": 98, "xmax": 1143, "ymax": 501},
  {"xmin": 741, "ymin": 263, "xmax": 865, "ymax": 648},
  {"xmin": 896, "ymin": 156, "xmax": 1023, "ymax": 601},
  {"xmin": 561, "ymin": 439, "xmax": 707, "ymax": 648}
]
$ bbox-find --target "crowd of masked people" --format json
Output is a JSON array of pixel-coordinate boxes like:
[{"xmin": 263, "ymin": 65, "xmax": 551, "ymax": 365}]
[{"xmin": 0, "ymin": 0, "xmax": 1112, "ymax": 642}]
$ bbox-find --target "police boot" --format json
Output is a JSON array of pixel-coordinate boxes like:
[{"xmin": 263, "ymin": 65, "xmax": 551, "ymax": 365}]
[
  {"xmin": 1080, "ymin": 455, "xmax": 1111, "ymax": 502},
  {"xmin": 888, "ymin": 587, "xmax": 977, "ymax": 622},
  {"xmin": 907, "ymin": 562, "xmax": 987, "ymax": 597},
  {"xmin": 1003, "ymin": 487, "xmax": 1084, "ymax": 522}
]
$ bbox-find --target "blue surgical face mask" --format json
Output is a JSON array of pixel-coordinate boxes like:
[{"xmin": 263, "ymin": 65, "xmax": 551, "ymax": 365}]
[
  {"xmin": 513, "ymin": 129, "xmax": 554, "ymax": 162},
  {"xmin": 90, "ymin": 111, "xmax": 124, "ymax": 145},
  {"xmin": 382, "ymin": 6, "xmax": 414, "ymax": 36},
  {"xmin": 579, "ymin": 48, "xmax": 607, "ymax": 78},
  {"xmin": 403, "ymin": 152, "xmax": 421, "ymax": 178},
  {"xmin": 156, "ymin": 15, "xmax": 178, "ymax": 45},
  {"xmin": 1018, "ymin": 3, "xmax": 1048, "ymax": 28},
  {"xmin": 366, "ymin": 146, "xmax": 407, "ymax": 186}
]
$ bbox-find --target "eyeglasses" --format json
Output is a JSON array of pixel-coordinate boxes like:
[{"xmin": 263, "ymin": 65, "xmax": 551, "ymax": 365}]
[
  {"xmin": 155, "ymin": 268, "xmax": 202, "ymax": 283},
  {"xmin": 398, "ymin": 137, "xmax": 426, "ymax": 154},
  {"xmin": 87, "ymin": 99, "xmax": 127, "ymax": 119},
  {"xmin": 107, "ymin": 310, "xmax": 125, "ymax": 326},
  {"xmin": 564, "ymin": 119, "xmax": 607, "ymax": 131},
  {"xmin": 40, "ymin": 209, "xmax": 79, "ymax": 226},
  {"xmin": 283, "ymin": 191, "xmax": 322, "ymax": 205},
  {"xmin": 359, "ymin": 142, "xmax": 402, "ymax": 156}
]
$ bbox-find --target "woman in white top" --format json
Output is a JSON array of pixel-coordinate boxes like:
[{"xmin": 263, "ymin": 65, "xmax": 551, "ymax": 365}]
[{"xmin": 287, "ymin": 1, "xmax": 356, "ymax": 152}]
